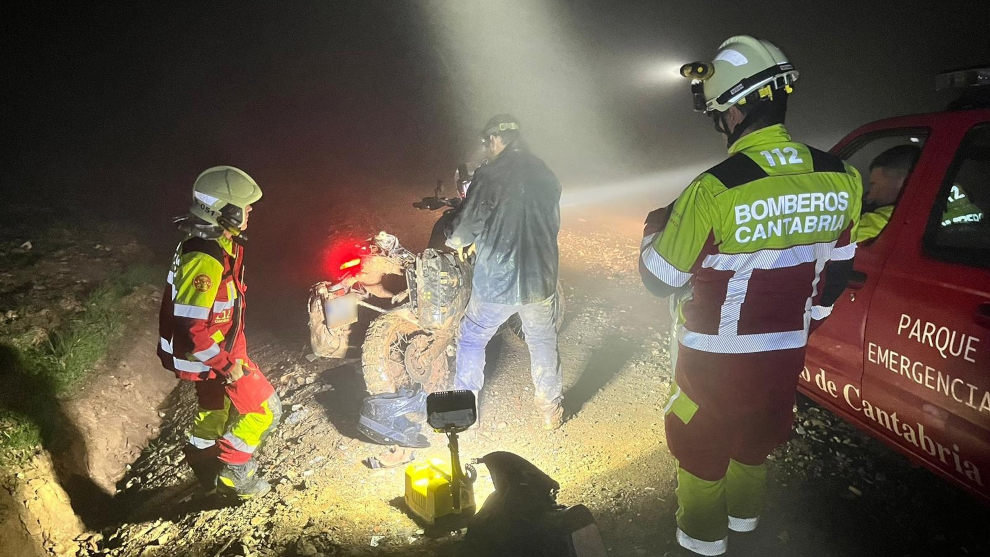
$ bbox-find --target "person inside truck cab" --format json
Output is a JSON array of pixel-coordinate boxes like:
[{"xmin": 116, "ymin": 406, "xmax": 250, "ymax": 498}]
[{"xmin": 855, "ymin": 145, "xmax": 921, "ymax": 243}]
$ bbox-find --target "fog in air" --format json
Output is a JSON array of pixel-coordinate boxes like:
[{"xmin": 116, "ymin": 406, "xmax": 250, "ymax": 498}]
[{"xmin": 4, "ymin": 0, "xmax": 987, "ymax": 297}]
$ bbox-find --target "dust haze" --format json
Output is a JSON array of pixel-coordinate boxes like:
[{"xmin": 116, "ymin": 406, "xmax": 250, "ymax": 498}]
[{"xmin": 4, "ymin": 0, "xmax": 988, "ymax": 308}]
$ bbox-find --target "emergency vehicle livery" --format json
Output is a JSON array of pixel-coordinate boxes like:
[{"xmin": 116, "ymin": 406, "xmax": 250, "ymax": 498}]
[{"xmin": 802, "ymin": 106, "xmax": 990, "ymax": 502}]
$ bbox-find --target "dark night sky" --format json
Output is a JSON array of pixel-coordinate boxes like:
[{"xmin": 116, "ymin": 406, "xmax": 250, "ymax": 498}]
[{"xmin": 3, "ymin": 1, "xmax": 988, "ymax": 312}]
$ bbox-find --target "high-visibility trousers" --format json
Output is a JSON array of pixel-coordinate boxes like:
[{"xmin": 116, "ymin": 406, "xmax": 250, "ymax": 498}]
[
  {"xmin": 663, "ymin": 345, "xmax": 804, "ymax": 555},
  {"xmin": 187, "ymin": 370, "xmax": 281, "ymax": 465}
]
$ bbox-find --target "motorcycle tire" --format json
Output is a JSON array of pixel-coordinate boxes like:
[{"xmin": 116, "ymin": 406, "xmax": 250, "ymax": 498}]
[
  {"xmin": 361, "ymin": 313, "xmax": 421, "ymax": 394},
  {"xmin": 505, "ymin": 280, "xmax": 566, "ymax": 341},
  {"xmin": 404, "ymin": 332, "xmax": 453, "ymax": 393}
]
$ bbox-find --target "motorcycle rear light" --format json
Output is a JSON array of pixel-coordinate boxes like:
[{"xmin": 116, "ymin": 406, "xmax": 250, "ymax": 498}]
[
  {"xmin": 323, "ymin": 238, "xmax": 370, "ymax": 280},
  {"xmin": 340, "ymin": 258, "xmax": 361, "ymax": 271}
]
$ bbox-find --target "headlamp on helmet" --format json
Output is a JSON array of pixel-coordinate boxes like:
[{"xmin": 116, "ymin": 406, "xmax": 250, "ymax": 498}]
[
  {"xmin": 480, "ymin": 114, "xmax": 521, "ymax": 146},
  {"xmin": 680, "ymin": 62, "xmax": 716, "ymax": 112},
  {"xmin": 681, "ymin": 35, "xmax": 799, "ymax": 114}
]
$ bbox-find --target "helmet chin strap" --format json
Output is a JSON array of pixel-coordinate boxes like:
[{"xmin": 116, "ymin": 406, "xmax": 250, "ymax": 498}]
[
  {"xmin": 174, "ymin": 215, "xmax": 224, "ymax": 240},
  {"xmin": 217, "ymin": 216, "xmax": 249, "ymax": 244}
]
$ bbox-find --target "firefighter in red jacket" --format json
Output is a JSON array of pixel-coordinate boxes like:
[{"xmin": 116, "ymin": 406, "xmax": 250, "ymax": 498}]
[{"xmin": 158, "ymin": 165, "xmax": 281, "ymax": 499}]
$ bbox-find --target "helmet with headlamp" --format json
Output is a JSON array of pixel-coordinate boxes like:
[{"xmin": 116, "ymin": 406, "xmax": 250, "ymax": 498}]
[
  {"xmin": 480, "ymin": 114, "xmax": 521, "ymax": 146},
  {"xmin": 680, "ymin": 35, "xmax": 799, "ymax": 114}
]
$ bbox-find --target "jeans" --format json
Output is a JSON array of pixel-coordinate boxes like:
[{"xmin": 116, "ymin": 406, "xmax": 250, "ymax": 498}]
[{"xmin": 454, "ymin": 294, "xmax": 562, "ymax": 411}]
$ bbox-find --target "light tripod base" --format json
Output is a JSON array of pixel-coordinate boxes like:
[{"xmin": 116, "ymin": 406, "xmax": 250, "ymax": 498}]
[{"xmin": 404, "ymin": 457, "xmax": 476, "ymax": 525}]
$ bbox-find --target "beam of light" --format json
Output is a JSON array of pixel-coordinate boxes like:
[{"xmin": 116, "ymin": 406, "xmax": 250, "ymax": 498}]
[
  {"xmin": 560, "ymin": 163, "xmax": 716, "ymax": 209},
  {"xmin": 639, "ymin": 59, "xmax": 689, "ymax": 87},
  {"xmin": 419, "ymin": 0, "xmax": 636, "ymax": 182}
]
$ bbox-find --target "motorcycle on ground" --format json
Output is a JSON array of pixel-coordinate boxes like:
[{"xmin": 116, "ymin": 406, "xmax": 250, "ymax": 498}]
[
  {"xmin": 307, "ymin": 173, "xmax": 564, "ymax": 396},
  {"xmin": 308, "ymin": 227, "xmax": 470, "ymax": 394}
]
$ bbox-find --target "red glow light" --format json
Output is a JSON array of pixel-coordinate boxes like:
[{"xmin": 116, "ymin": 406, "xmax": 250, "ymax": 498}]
[{"xmin": 322, "ymin": 237, "xmax": 370, "ymax": 281}]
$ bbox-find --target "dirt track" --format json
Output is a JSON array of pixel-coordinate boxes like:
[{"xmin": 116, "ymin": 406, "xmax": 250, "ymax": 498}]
[{"xmin": 3, "ymin": 210, "xmax": 989, "ymax": 556}]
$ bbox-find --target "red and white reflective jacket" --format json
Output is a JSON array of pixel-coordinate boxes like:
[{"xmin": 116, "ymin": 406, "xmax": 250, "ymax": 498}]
[
  {"xmin": 641, "ymin": 125, "xmax": 862, "ymax": 355},
  {"xmin": 157, "ymin": 235, "xmax": 249, "ymax": 382},
  {"xmin": 639, "ymin": 125, "xmax": 862, "ymax": 413}
]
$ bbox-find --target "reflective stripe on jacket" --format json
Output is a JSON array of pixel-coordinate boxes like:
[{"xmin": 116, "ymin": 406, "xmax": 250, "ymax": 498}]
[
  {"xmin": 640, "ymin": 124, "xmax": 863, "ymax": 355},
  {"xmin": 158, "ymin": 235, "xmax": 247, "ymax": 381}
]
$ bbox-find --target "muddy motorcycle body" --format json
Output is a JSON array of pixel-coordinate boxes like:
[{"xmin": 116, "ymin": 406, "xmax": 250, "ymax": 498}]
[
  {"xmin": 360, "ymin": 242, "xmax": 473, "ymax": 394},
  {"xmin": 307, "ymin": 236, "xmax": 409, "ymax": 360},
  {"xmin": 310, "ymin": 226, "xmax": 565, "ymax": 395},
  {"xmin": 357, "ymin": 247, "xmax": 566, "ymax": 395},
  {"xmin": 308, "ymin": 231, "xmax": 471, "ymax": 393}
]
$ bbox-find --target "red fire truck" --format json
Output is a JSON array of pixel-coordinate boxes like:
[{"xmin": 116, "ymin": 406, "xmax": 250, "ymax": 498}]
[{"xmin": 802, "ymin": 68, "xmax": 990, "ymax": 502}]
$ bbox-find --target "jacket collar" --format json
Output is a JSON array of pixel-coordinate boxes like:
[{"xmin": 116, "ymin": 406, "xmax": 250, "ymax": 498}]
[
  {"xmin": 728, "ymin": 124, "xmax": 791, "ymax": 154},
  {"xmin": 217, "ymin": 235, "xmax": 236, "ymax": 257},
  {"xmin": 492, "ymin": 140, "xmax": 527, "ymax": 161}
]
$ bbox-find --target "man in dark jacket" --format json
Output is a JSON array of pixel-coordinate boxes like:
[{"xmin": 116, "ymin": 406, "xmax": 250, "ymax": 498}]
[{"xmin": 446, "ymin": 114, "xmax": 564, "ymax": 430}]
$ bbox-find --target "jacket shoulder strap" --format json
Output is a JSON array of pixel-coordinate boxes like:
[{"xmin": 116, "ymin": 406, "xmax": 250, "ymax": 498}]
[
  {"xmin": 807, "ymin": 145, "xmax": 846, "ymax": 173},
  {"xmin": 181, "ymin": 237, "xmax": 226, "ymax": 264},
  {"xmin": 705, "ymin": 153, "xmax": 768, "ymax": 189}
]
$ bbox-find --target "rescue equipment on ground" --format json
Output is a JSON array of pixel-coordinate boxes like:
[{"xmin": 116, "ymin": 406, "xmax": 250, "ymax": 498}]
[
  {"xmin": 357, "ymin": 387, "xmax": 430, "ymax": 449},
  {"xmin": 404, "ymin": 390, "xmax": 478, "ymax": 526}
]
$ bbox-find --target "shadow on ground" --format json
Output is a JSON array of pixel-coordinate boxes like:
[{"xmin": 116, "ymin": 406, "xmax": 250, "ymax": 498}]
[
  {"xmin": 0, "ymin": 343, "xmax": 113, "ymax": 529},
  {"xmin": 315, "ymin": 361, "xmax": 369, "ymax": 441},
  {"xmin": 563, "ymin": 334, "xmax": 637, "ymax": 417}
]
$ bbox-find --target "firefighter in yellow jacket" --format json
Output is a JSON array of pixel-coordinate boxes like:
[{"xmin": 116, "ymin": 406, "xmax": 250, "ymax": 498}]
[
  {"xmin": 640, "ymin": 37, "xmax": 862, "ymax": 555},
  {"xmin": 158, "ymin": 166, "xmax": 281, "ymax": 499}
]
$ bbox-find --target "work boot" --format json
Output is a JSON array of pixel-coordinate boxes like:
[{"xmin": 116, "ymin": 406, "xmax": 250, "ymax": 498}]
[
  {"xmin": 181, "ymin": 443, "xmax": 222, "ymax": 491},
  {"xmin": 216, "ymin": 460, "xmax": 271, "ymax": 500},
  {"xmin": 541, "ymin": 402, "xmax": 564, "ymax": 430}
]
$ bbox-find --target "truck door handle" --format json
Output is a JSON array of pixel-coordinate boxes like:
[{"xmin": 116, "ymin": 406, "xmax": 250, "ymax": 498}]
[
  {"xmin": 976, "ymin": 303, "xmax": 990, "ymax": 329},
  {"xmin": 847, "ymin": 270, "xmax": 867, "ymax": 290}
]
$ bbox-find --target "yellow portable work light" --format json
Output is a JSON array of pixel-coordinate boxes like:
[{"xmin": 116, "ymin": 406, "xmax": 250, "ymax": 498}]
[{"xmin": 404, "ymin": 390, "xmax": 478, "ymax": 525}]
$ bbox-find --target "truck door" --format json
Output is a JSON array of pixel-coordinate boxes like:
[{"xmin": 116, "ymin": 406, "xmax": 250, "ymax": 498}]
[
  {"xmin": 802, "ymin": 130, "xmax": 929, "ymax": 412},
  {"xmin": 862, "ymin": 121, "xmax": 990, "ymax": 500}
]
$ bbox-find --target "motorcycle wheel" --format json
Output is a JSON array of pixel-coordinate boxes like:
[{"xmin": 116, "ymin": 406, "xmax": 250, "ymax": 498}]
[
  {"xmin": 404, "ymin": 332, "xmax": 452, "ymax": 393},
  {"xmin": 505, "ymin": 280, "xmax": 566, "ymax": 340},
  {"xmin": 361, "ymin": 313, "xmax": 421, "ymax": 394}
]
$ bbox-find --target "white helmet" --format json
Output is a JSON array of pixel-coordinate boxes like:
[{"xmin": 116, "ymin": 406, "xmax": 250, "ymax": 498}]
[
  {"xmin": 681, "ymin": 35, "xmax": 799, "ymax": 113},
  {"xmin": 189, "ymin": 165, "xmax": 262, "ymax": 230}
]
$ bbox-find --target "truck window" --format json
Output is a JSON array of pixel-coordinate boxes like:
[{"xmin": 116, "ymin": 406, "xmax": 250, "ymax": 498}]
[
  {"xmin": 838, "ymin": 130, "xmax": 928, "ymax": 243},
  {"xmin": 924, "ymin": 124, "xmax": 990, "ymax": 267}
]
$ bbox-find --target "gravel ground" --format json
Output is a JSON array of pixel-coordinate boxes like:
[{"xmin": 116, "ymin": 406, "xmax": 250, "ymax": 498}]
[{"xmin": 4, "ymin": 207, "xmax": 987, "ymax": 557}]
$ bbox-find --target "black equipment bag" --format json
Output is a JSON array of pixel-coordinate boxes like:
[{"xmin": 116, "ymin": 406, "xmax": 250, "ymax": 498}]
[
  {"xmin": 461, "ymin": 452, "xmax": 606, "ymax": 557},
  {"xmin": 356, "ymin": 387, "xmax": 429, "ymax": 448}
]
